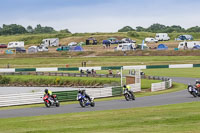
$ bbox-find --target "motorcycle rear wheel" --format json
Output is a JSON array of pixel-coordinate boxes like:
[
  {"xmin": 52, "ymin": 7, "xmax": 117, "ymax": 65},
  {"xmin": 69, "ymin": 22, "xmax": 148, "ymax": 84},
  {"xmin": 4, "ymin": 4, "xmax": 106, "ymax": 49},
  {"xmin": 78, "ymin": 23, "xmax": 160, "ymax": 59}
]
[
  {"xmin": 56, "ymin": 101, "xmax": 60, "ymax": 107},
  {"xmin": 90, "ymin": 102, "xmax": 95, "ymax": 107}
]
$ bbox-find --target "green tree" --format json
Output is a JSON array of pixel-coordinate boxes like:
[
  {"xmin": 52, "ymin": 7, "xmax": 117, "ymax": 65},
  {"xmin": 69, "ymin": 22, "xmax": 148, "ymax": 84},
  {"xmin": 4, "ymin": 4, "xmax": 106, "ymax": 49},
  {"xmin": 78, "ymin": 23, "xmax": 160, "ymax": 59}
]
[
  {"xmin": 118, "ymin": 26, "xmax": 135, "ymax": 32},
  {"xmin": 59, "ymin": 29, "xmax": 71, "ymax": 33},
  {"xmin": 26, "ymin": 25, "xmax": 34, "ymax": 33}
]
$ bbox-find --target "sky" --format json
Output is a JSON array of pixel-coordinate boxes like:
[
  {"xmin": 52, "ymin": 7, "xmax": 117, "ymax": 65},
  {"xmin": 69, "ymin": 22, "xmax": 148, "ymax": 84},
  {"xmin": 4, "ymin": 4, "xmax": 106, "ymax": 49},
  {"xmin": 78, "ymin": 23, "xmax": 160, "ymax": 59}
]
[{"xmin": 0, "ymin": 0, "xmax": 200, "ymax": 33}]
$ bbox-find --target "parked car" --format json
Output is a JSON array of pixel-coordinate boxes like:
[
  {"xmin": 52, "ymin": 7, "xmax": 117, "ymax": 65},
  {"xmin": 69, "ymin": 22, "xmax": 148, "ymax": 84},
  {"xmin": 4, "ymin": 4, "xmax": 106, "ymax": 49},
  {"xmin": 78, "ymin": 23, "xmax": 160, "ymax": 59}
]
[
  {"xmin": 15, "ymin": 47, "xmax": 26, "ymax": 53},
  {"xmin": 56, "ymin": 46, "xmax": 70, "ymax": 51},
  {"xmin": 0, "ymin": 44, "xmax": 7, "ymax": 48},
  {"xmin": 145, "ymin": 38, "xmax": 158, "ymax": 43}
]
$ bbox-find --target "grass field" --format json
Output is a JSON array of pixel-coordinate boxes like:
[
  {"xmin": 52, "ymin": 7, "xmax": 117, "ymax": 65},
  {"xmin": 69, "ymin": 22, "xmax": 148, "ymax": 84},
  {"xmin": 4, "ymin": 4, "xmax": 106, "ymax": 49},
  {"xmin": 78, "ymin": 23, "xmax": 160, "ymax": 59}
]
[
  {"xmin": 0, "ymin": 101, "xmax": 199, "ymax": 133},
  {"xmin": 143, "ymin": 67, "xmax": 200, "ymax": 78},
  {"xmin": 1, "ymin": 56, "xmax": 200, "ymax": 68}
]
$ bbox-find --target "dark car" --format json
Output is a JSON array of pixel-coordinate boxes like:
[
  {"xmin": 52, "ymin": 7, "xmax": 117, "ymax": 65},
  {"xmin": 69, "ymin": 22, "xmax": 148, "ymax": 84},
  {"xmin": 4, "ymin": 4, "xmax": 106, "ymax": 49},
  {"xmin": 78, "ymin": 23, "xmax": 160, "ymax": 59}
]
[
  {"xmin": 16, "ymin": 47, "xmax": 26, "ymax": 53},
  {"xmin": 0, "ymin": 44, "xmax": 7, "ymax": 48}
]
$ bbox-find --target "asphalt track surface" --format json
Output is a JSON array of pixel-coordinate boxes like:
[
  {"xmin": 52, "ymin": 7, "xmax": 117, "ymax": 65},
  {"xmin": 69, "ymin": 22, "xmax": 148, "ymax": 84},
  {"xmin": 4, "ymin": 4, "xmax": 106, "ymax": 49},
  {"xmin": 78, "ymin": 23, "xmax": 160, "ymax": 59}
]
[{"xmin": 0, "ymin": 77, "xmax": 199, "ymax": 118}]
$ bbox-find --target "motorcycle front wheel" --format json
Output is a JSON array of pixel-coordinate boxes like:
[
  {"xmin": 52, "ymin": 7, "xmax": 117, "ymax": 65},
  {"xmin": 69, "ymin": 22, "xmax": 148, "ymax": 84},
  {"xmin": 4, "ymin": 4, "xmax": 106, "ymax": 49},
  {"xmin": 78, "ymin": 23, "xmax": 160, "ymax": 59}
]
[
  {"xmin": 80, "ymin": 100, "xmax": 86, "ymax": 107},
  {"xmin": 124, "ymin": 94, "xmax": 130, "ymax": 101},
  {"xmin": 45, "ymin": 101, "xmax": 50, "ymax": 108}
]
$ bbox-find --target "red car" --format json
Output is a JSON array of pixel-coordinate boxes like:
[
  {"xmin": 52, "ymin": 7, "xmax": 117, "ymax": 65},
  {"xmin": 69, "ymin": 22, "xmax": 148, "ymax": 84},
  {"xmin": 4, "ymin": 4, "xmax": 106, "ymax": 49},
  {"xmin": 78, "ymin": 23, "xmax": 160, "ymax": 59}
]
[{"xmin": 0, "ymin": 44, "xmax": 7, "ymax": 48}]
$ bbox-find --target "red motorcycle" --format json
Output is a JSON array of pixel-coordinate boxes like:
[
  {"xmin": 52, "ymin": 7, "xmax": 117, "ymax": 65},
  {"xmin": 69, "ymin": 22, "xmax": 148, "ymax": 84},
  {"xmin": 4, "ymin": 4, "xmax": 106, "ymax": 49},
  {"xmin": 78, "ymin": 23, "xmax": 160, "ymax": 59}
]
[{"xmin": 43, "ymin": 94, "xmax": 60, "ymax": 108}]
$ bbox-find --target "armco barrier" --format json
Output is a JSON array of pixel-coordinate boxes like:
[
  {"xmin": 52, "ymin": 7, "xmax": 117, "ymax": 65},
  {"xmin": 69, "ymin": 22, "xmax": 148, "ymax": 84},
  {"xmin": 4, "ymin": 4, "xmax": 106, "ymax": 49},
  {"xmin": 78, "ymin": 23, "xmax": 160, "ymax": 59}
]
[
  {"xmin": 151, "ymin": 79, "xmax": 172, "ymax": 92},
  {"xmin": 1, "ymin": 63, "xmax": 200, "ymax": 73},
  {"xmin": 53, "ymin": 90, "xmax": 78, "ymax": 102},
  {"xmin": 0, "ymin": 92, "xmax": 43, "ymax": 107},
  {"xmin": 86, "ymin": 87, "xmax": 112, "ymax": 98},
  {"xmin": 112, "ymin": 87, "xmax": 123, "ymax": 96}
]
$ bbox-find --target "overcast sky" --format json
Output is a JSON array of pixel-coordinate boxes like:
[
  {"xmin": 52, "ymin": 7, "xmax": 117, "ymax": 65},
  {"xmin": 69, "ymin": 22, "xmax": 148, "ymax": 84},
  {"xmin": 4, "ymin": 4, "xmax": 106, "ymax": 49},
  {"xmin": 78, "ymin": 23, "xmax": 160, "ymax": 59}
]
[{"xmin": 1, "ymin": 0, "xmax": 200, "ymax": 33}]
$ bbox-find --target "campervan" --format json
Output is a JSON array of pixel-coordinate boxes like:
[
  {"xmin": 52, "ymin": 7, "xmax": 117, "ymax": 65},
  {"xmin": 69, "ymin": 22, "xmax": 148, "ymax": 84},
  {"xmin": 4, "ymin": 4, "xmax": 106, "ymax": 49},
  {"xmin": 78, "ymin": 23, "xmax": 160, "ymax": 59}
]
[
  {"xmin": 41, "ymin": 38, "xmax": 59, "ymax": 47},
  {"xmin": 155, "ymin": 33, "xmax": 170, "ymax": 41},
  {"xmin": 178, "ymin": 41, "xmax": 200, "ymax": 49},
  {"xmin": 7, "ymin": 41, "xmax": 24, "ymax": 48},
  {"xmin": 115, "ymin": 43, "xmax": 136, "ymax": 51}
]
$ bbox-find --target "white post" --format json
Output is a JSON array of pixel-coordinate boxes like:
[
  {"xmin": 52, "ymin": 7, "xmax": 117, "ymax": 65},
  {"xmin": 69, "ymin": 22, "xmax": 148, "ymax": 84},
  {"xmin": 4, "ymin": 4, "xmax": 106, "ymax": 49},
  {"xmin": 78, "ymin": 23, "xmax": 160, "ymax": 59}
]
[{"xmin": 121, "ymin": 67, "xmax": 123, "ymax": 87}]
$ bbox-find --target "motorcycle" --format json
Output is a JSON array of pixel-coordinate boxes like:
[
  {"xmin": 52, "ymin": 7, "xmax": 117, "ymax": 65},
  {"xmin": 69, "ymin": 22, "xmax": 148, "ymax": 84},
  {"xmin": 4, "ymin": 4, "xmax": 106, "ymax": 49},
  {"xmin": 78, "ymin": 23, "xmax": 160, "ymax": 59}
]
[
  {"xmin": 187, "ymin": 84, "xmax": 200, "ymax": 97},
  {"xmin": 124, "ymin": 89, "xmax": 135, "ymax": 101},
  {"xmin": 77, "ymin": 94, "xmax": 95, "ymax": 107},
  {"xmin": 43, "ymin": 94, "xmax": 60, "ymax": 107}
]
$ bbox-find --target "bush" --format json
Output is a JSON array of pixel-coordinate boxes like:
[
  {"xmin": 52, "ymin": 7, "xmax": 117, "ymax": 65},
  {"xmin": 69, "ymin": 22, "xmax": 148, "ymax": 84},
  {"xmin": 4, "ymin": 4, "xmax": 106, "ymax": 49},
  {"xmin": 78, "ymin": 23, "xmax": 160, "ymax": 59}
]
[
  {"xmin": 0, "ymin": 75, "xmax": 10, "ymax": 84},
  {"xmin": 127, "ymin": 31, "xmax": 139, "ymax": 37}
]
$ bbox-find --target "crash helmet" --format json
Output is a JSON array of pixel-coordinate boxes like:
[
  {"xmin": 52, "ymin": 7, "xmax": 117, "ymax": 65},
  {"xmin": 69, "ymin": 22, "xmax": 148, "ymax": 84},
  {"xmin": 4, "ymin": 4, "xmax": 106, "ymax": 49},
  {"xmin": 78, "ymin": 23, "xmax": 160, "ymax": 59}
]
[
  {"xmin": 123, "ymin": 85, "xmax": 126, "ymax": 88},
  {"xmin": 44, "ymin": 89, "xmax": 48, "ymax": 94},
  {"xmin": 78, "ymin": 89, "xmax": 82, "ymax": 93}
]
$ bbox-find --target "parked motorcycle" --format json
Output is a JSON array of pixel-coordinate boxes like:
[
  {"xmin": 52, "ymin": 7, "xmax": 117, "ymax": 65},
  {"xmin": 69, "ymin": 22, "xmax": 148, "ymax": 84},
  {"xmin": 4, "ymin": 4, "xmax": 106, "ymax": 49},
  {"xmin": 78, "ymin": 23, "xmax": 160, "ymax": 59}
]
[
  {"xmin": 77, "ymin": 94, "xmax": 95, "ymax": 107},
  {"xmin": 43, "ymin": 94, "xmax": 60, "ymax": 107},
  {"xmin": 124, "ymin": 89, "xmax": 135, "ymax": 101},
  {"xmin": 187, "ymin": 84, "xmax": 200, "ymax": 97}
]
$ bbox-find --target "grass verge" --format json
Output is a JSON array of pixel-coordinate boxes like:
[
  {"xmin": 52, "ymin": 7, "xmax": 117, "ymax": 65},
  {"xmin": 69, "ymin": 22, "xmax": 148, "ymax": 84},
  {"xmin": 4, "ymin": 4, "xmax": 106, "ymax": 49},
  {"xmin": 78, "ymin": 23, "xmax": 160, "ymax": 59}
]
[
  {"xmin": 143, "ymin": 67, "xmax": 200, "ymax": 78},
  {"xmin": 0, "ymin": 100, "xmax": 199, "ymax": 133}
]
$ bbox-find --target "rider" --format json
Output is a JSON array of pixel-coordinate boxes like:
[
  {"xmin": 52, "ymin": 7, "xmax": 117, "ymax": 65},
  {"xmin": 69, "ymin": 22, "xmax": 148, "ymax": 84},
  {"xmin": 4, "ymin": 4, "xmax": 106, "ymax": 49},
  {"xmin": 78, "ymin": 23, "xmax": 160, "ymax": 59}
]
[
  {"xmin": 44, "ymin": 89, "xmax": 55, "ymax": 101},
  {"xmin": 123, "ymin": 85, "xmax": 133, "ymax": 95},
  {"xmin": 78, "ymin": 89, "xmax": 92, "ymax": 102}
]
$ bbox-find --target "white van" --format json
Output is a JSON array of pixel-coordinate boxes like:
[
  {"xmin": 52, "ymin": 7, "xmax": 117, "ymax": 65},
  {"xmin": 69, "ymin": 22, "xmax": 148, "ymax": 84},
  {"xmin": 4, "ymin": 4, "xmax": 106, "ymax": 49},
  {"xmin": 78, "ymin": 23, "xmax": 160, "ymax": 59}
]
[
  {"xmin": 41, "ymin": 38, "xmax": 59, "ymax": 47},
  {"xmin": 155, "ymin": 33, "xmax": 170, "ymax": 41},
  {"xmin": 7, "ymin": 41, "xmax": 24, "ymax": 48},
  {"xmin": 178, "ymin": 41, "xmax": 200, "ymax": 49},
  {"xmin": 145, "ymin": 38, "xmax": 158, "ymax": 43},
  {"xmin": 115, "ymin": 43, "xmax": 136, "ymax": 51}
]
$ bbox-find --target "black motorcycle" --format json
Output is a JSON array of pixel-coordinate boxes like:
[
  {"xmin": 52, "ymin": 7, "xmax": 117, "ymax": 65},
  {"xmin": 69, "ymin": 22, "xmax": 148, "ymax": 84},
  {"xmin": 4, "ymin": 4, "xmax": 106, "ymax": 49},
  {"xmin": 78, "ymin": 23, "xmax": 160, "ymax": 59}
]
[
  {"xmin": 124, "ymin": 89, "xmax": 135, "ymax": 101},
  {"xmin": 187, "ymin": 85, "xmax": 200, "ymax": 97}
]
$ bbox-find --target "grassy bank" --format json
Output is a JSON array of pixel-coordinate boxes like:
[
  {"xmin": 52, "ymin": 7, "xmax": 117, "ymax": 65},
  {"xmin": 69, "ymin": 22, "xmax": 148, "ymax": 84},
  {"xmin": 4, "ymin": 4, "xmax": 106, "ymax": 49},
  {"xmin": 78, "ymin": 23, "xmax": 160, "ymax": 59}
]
[
  {"xmin": 0, "ymin": 75, "xmax": 159, "ymax": 89},
  {"xmin": 1, "ymin": 56, "xmax": 200, "ymax": 68},
  {"xmin": 143, "ymin": 67, "xmax": 200, "ymax": 78},
  {"xmin": 0, "ymin": 101, "xmax": 199, "ymax": 133}
]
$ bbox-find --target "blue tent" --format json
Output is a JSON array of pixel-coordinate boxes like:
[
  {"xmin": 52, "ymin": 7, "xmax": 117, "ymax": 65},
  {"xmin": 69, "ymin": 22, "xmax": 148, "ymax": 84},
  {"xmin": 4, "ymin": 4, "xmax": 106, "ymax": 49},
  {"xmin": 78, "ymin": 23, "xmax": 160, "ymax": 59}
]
[
  {"xmin": 157, "ymin": 44, "xmax": 168, "ymax": 50},
  {"xmin": 70, "ymin": 46, "xmax": 83, "ymax": 51},
  {"xmin": 102, "ymin": 40, "xmax": 111, "ymax": 44},
  {"xmin": 193, "ymin": 45, "xmax": 200, "ymax": 49}
]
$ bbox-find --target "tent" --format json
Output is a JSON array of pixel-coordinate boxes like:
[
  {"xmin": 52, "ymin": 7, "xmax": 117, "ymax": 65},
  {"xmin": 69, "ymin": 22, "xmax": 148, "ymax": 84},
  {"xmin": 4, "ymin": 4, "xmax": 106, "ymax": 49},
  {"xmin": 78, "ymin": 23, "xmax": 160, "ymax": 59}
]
[
  {"xmin": 108, "ymin": 37, "xmax": 117, "ymax": 41},
  {"xmin": 136, "ymin": 43, "xmax": 149, "ymax": 50},
  {"xmin": 68, "ymin": 42, "xmax": 77, "ymax": 46},
  {"xmin": 78, "ymin": 42, "xmax": 86, "ymax": 46},
  {"xmin": 193, "ymin": 45, "xmax": 200, "ymax": 49},
  {"xmin": 70, "ymin": 46, "xmax": 83, "ymax": 51},
  {"xmin": 28, "ymin": 46, "xmax": 38, "ymax": 53},
  {"xmin": 102, "ymin": 40, "xmax": 111, "ymax": 44},
  {"xmin": 157, "ymin": 44, "xmax": 168, "ymax": 50},
  {"xmin": 86, "ymin": 37, "xmax": 97, "ymax": 45}
]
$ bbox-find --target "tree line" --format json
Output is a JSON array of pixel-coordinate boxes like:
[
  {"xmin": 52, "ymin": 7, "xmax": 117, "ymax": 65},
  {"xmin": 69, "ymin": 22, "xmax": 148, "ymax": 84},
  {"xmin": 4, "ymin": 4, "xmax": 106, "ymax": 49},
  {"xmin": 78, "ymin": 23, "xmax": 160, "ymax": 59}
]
[
  {"xmin": 118, "ymin": 23, "xmax": 200, "ymax": 33},
  {"xmin": 0, "ymin": 24, "xmax": 71, "ymax": 35}
]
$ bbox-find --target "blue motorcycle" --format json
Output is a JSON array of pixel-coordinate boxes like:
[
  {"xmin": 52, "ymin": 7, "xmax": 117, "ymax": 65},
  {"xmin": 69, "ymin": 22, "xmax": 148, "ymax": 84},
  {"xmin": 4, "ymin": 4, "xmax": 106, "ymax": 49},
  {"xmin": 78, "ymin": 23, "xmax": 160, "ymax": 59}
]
[{"xmin": 77, "ymin": 94, "xmax": 95, "ymax": 107}]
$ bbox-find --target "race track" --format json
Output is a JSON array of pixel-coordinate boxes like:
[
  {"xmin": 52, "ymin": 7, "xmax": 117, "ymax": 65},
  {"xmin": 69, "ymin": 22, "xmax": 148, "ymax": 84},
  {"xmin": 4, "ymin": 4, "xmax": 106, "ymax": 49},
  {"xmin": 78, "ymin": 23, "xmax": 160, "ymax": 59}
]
[{"xmin": 0, "ymin": 77, "xmax": 199, "ymax": 118}]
